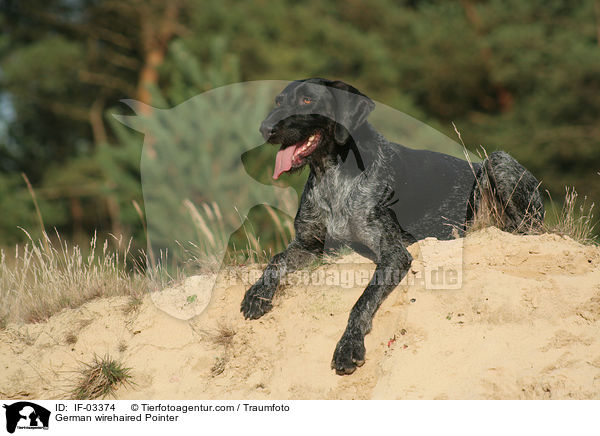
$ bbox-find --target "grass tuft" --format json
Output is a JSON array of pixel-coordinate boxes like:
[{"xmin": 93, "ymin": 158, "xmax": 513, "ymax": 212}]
[
  {"xmin": 72, "ymin": 354, "xmax": 133, "ymax": 400},
  {"xmin": 210, "ymin": 324, "xmax": 236, "ymax": 348},
  {"xmin": 544, "ymin": 187, "xmax": 597, "ymax": 245},
  {"xmin": 118, "ymin": 341, "xmax": 128, "ymax": 353},
  {"xmin": 197, "ymin": 322, "xmax": 237, "ymax": 348},
  {"xmin": 123, "ymin": 294, "xmax": 144, "ymax": 315},
  {"xmin": 195, "ymin": 323, "xmax": 237, "ymax": 377}
]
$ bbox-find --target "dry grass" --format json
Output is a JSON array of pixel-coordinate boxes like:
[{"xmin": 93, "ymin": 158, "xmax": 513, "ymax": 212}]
[
  {"xmin": 198, "ymin": 322, "xmax": 237, "ymax": 348},
  {"xmin": 123, "ymin": 294, "xmax": 144, "ymax": 315},
  {"xmin": 118, "ymin": 341, "xmax": 128, "ymax": 353},
  {"xmin": 0, "ymin": 175, "xmax": 294, "ymax": 328},
  {"xmin": 0, "ymin": 199, "xmax": 292, "ymax": 326},
  {"xmin": 466, "ymin": 164, "xmax": 597, "ymax": 245},
  {"xmin": 545, "ymin": 187, "xmax": 597, "ymax": 245},
  {"xmin": 210, "ymin": 356, "xmax": 227, "ymax": 376},
  {"xmin": 453, "ymin": 124, "xmax": 597, "ymax": 245},
  {"xmin": 210, "ymin": 324, "xmax": 237, "ymax": 347},
  {"xmin": 181, "ymin": 200, "xmax": 294, "ymax": 268},
  {"xmin": 195, "ymin": 322, "xmax": 237, "ymax": 377},
  {"xmin": 453, "ymin": 125, "xmax": 507, "ymax": 232},
  {"xmin": 454, "ymin": 125, "xmax": 539, "ymax": 234},
  {"xmin": 0, "ymin": 230, "xmax": 149, "ymax": 325},
  {"xmin": 71, "ymin": 354, "xmax": 133, "ymax": 399}
]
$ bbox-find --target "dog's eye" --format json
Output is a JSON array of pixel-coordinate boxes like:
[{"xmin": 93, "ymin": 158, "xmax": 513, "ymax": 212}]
[{"xmin": 302, "ymin": 97, "xmax": 312, "ymax": 105}]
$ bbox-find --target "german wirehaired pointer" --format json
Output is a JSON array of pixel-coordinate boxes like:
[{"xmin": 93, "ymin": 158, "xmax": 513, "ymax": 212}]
[{"xmin": 241, "ymin": 78, "xmax": 544, "ymax": 375}]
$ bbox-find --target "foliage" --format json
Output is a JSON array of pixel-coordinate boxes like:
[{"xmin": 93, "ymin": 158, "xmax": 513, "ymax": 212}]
[{"xmin": 0, "ymin": 0, "xmax": 598, "ymax": 251}]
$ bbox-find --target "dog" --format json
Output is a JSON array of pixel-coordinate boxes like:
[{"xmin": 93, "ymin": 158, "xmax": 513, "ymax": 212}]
[{"xmin": 241, "ymin": 78, "xmax": 544, "ymax": 375}]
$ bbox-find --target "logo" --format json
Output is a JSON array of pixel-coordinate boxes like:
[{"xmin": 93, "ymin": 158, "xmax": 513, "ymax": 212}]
[{"xmin": 2, "ymin": 402, "xmax": 50, "ymax": 434}]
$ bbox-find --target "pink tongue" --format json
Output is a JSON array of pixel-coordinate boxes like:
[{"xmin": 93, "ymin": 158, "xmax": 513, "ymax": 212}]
[{"xmin": 273, "ymin": 145, "xmax": 297, "ymax": 180}]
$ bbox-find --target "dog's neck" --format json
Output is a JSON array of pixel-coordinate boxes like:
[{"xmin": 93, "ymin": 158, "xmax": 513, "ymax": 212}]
[{"xmin": 309, "ymin": 122, "xmax": 381, "ymax": 179}]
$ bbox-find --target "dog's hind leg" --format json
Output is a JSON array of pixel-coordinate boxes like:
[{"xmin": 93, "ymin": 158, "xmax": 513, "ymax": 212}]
[
  {"xmin": 471, "ymin": 151, "xmax": 544, "ymax": 233},
  {"xmin": 331, "ymin": 209, "xmax": 412, "ymax": 375}
]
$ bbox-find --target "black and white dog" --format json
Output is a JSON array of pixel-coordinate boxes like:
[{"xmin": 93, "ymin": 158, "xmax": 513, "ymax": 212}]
[{"xmin": 241, "ymin": 78, "xmax": 544, "ymax": 375}]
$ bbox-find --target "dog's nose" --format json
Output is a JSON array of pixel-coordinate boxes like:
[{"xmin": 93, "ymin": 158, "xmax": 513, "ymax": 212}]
[{"xmin": 260, "ymin": 122, "xmax": 274, "ymax": 140}]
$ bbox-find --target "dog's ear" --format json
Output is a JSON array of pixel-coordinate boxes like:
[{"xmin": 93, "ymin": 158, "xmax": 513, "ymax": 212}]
[{"xmin": 328, "ymin": 80, "xmax": 375, "ymax": 144}]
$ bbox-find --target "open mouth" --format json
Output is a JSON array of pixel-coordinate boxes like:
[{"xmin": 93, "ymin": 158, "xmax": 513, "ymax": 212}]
[{"xmin": 273, "ymin": 131, "xmax": 322, "ymax": 180}]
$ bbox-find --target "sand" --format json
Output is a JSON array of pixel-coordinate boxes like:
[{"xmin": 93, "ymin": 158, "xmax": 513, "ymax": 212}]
[{"xmin": 1, "ymin": 227, "xmax": 600, "ymax": 400}]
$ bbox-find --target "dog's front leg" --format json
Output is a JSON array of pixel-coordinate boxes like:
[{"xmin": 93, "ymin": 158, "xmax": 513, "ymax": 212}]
[
  {"xmin": 332, "ymin": 228, "xmax": 412, "ymax": 375},
  {"xmin": 241, "ymin": 239, "xmax": 322, "ymax": 319}
]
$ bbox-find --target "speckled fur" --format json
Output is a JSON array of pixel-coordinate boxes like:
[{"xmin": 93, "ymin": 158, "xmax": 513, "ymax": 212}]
[{"xmin": 241, "ymin": 78, "xmax": 545, "ymax": 375}]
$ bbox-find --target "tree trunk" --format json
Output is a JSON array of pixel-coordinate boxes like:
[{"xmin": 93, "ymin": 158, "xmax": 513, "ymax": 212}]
[{"xmin": 136, "ymin": 2, "xmax": 180, "ymax": 107}]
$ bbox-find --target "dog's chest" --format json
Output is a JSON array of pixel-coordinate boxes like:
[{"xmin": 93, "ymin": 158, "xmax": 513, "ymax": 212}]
[{"xmin": 307, "ymin": 170, "xmax": 378, "ymax": 241}]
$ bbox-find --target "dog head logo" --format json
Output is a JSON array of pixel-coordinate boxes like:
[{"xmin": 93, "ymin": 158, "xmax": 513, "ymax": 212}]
[
  {"xmin": 3, "ymin": 402, "xmax": 50, "ymax": 433},
  {"xmin": 113, "ymin": 81, "xmax": 300, "ymax": 319}
]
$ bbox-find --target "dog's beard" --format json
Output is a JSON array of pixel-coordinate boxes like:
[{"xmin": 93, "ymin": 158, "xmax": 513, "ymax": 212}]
[{"xmin": 273, "ymin": 131, "xmax": 322, "ymax": 179}]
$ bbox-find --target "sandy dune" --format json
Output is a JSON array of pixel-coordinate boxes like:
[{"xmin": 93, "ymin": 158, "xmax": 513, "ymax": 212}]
[{"xmin": 2, "ymin": 228, "xmax": 600, "ymax": 400}]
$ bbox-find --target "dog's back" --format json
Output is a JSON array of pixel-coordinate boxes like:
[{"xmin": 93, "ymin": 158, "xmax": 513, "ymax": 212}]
[{"xmin": 351, "ymin": 124, "xmax": 480, "ymax": 241}]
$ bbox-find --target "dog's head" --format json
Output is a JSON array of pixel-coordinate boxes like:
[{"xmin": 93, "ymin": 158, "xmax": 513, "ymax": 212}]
[{"xmin": 260, "ymin": 78, "xmax": 375, "ymax": 179}]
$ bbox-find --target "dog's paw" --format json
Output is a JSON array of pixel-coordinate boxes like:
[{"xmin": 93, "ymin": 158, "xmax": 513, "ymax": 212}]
[
  {"xmin": 331, "ymin": 333, "xmax": 366, "ymax": 375},
  {"xmin": 240, "ymin": 284, "xmax": 274, "ymax": 319}
]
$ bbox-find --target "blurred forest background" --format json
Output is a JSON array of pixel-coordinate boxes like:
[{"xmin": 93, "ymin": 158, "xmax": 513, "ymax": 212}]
[{"xmin": 0, "ymin": 0, "xmax": 599, "ymax": 258}]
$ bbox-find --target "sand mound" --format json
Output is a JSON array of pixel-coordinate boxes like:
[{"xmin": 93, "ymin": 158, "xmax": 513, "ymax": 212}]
[{"xmin": 2, "ymin": 228, "xmax": 600, "ymax": 399}]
